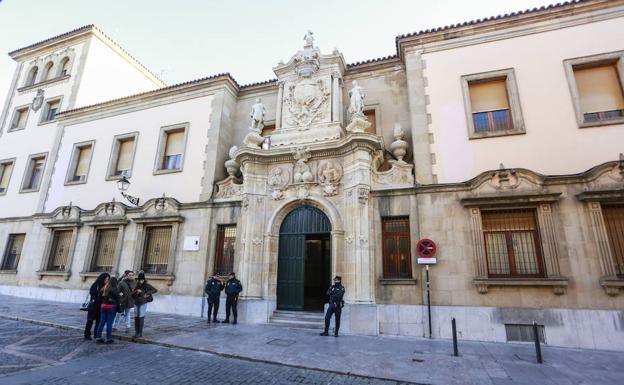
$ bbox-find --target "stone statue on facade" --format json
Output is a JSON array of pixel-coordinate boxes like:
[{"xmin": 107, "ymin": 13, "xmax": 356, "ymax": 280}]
[
  {"xmin": 303, "ymin": 30, "xmax": 314, "ymax": 48},
  {"xmin": 292, "ymin": 146, "xmax": 314, "ymax": 183},
  {"xmin": 346, "ymin": 80, "xmax": 372, "ymax": 133},
  {"xmin": 250, "ymin": 97, "xmax": 266, "ymax": 131}
]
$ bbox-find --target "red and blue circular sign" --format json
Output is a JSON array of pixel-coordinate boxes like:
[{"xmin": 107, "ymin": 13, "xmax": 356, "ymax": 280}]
[{"xmin": 416, "ymin": 239, "xmax": 437, "ymax": 258}]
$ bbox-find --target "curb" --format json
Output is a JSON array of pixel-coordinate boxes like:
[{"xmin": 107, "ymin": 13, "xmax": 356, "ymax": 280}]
[{"xmin": 0, "ymin": 314, "xmax": 428, "ymax": 385}]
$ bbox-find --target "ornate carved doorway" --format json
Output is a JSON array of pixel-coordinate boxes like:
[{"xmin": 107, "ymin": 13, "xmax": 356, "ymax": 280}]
[{"xmin": 277, "ymin": 205, "xmax": 331, "ymax": 311}]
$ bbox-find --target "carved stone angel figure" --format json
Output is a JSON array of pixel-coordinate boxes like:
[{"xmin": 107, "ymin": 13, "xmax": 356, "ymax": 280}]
[
  {"xmin": 303, "ymin": 30, "xmax": 314, "ymax": 48},
  {"xmin": 348, "ymin": 80, "xmax": 365, "ymax": 117},
  {"xmin": 250, "ymin": 98, "xmax": 266, "ymax": 130}
]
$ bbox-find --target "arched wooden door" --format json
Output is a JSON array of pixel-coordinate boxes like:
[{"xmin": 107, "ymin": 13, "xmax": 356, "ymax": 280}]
[{"xmin": 277, "ymin": 205, "xmax": 331, "ymax": 310}]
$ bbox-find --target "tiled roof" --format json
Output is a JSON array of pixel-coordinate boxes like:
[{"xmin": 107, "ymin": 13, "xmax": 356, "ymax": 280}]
[
  {"xmin": 347, "ymin": 55, "xmax": 400, "ymax": 69},
  {"xmin": 240, "ymin": 78, "xmax": 277, "ymax": 89},
  {"xmin": 8, "ymin": 24, "xmax": 95, "ymax": 57}
]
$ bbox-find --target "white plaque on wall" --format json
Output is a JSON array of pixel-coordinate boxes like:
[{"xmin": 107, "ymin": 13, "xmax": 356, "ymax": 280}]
[{"xmin": 183, "ymin": 236, "xmax": 200, "ymax": 251}]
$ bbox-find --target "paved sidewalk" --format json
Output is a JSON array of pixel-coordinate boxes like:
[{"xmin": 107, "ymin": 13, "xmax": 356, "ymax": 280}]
[{"xmin": 0, "ymin": 295, "xmax": 622, "ymax": 385}]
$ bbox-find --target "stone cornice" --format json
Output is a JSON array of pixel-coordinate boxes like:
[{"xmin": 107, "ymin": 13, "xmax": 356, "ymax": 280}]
[
  {"xmin": 460, "ymin": 192, "xmax": 562, "ymax": 207},
  {"xmin": 576, "ymin": 189, "xmax": 624, "ymax": 202}
]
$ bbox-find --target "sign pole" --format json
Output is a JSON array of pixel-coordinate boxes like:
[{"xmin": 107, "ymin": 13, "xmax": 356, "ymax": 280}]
[{"xmin": 426, "ymin": 264, "xmax": 432, "ymax": 338}]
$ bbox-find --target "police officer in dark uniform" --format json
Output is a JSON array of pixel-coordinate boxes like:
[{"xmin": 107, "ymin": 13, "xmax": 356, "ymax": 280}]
[
  {"xmin": 320, "ymin": 276, "xmax": 345, "ymax": 337},
  {"xmin": 204, "ymin": 275, "xmax": 224, "ymax": 323},
  {"xmin": 223, "ymin": 272, "xmax": 243, "ymax": 324}
]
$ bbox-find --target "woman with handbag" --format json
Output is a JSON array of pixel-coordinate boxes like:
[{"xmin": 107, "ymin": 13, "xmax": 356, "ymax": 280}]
[
  {"xmin": 131, "ymin": 271, "xmax": 157, "ymax": 340},
  {"xmin": 95, "ymin": 276, "xmax": 120, "ymax": 344},
  {"xmin": 84, "ymin": 272, "xmax": 110, "ymax": 340}
]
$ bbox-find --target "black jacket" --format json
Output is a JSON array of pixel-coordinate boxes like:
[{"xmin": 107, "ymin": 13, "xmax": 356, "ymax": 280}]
[
  {"xmin": 87, "ymin": 281, "xmax": 104, "ymax": 318},
  {"xmin": 327, "ymin": 284, "xmax": 345, "ymax": 305},
  {"xmin": 132, "ymin": 282, "xmax": 157, "ymax": 306},
  {"xmin": 205, "ymin": 279, "xmax": 224, "ymax": 297},
  {"xmin": 118, "ymin": 278, "xmax": 136, "ymax": 309},
  {"xmin": 98, "ymin": 287, "xmax": 120, "ymax": 307},
  {"xmin": 225, "ymin": 278, "xmax": 243, "ymax": 297}
]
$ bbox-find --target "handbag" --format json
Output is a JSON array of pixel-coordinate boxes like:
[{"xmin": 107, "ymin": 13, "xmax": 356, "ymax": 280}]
[
  {"xmin": 80, "ymin": 294, "xmax": 92, "ymax": 311},
  {"xmin": 144, "ymin": 293, "xmax": 154, "ymax": 303}
]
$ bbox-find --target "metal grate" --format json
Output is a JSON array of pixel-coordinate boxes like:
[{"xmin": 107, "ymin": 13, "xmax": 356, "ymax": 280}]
[
  {"xmin": 91, "ymin": 228, "xmax": 118, "ymax": 272},
  {"xmin": 2, "ymin": 234, "xmax": 25, "ymax": 270},
  {"xmin": 505, "ymin": 324, "xmax": 545, "ymax": 343},
  {"xmin": 143, "ymin": 226, "xmax": 172, "ymax": 274},
  {"xmin": 214, "ymin": 224, "xmax": 237, "ymax": 275},
  {"xmin": 602, "ymin": 204, "xmax": 624, "ymax": 277},
  {"xmin": 381, "ymin": 217, "xmax": 412, "ymax": 279},
  {"xmin": 482, "ymin": 209, "xmax": 544, "ymax": 277},
  {"xmin": 48, "ymin": 230, "xmax": 72, "ymax": 271}
]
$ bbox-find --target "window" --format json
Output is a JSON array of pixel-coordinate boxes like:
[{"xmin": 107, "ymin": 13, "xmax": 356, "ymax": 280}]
[
  {"xmin": 107, "ymin": 133, "xmax": 138, "ymax": 179},
  {"xmin": 461, "ymin": 69, "xmax": 524, "ymax": 139},
  {"xmin": 573, "ymin": 63, "xmax": 624, "ymax": 123},
  {"xmin": 0, "ymin": 159, "xmax": 15, "ymax": 195},
  {"xmin": 43, "ymin": 62, "xmax": 55, "ymax": 81},
  {"xmin": 66, "ymin": 142, "xmax": 94, "ymax": 184},
  {"xmin": 21, "ymin": 154, "xmax": 47, "ymax": 192},
  {"xmin": 154, "ymin": 123, "xmax": 188, "ymax": 174},
  {"xmin": 47, "ymin": 230, "xmax": 73, "ymax": 271},
  {"xmin": 1, "ymin": 234, "xmax": 25, "ymax": 270},
  {"xmin": 90, "ymin": 228, "xmax": 118, "ymax": 272},
  {"xmin": 214, "ymin": 224, "xmax": 237, "ymax": 275},
  {"xmin": 602, "ymin": 204, "xmax": 624, "ymax": 278},
  {"xmin": 60, "ymin": 57, "xmax": 71, "ymax": 76},
  {"xmin": 10, "ymin": 106, "xmax": 29, "ymax": 131},
  {"xmin": 381, "ymin": 217, "xmax": 412, "ymax": 279},
  {"xmin": 41, "ymin": 98, "xmax": 61, "ymax": 123},
  {"xmin": 363, "ymin": 109, "xmax": 377, "ymax": 134},
  {"xmin": 25, "ymin": 66, "xmax": 38, "ymax": 86},
  {"xmin": 142, "ymin": 226, "xmax": 172, "ymax": 274},
  {"xmin": 481, "ymin": 209, "xmax": 544, "ymax": 278}
]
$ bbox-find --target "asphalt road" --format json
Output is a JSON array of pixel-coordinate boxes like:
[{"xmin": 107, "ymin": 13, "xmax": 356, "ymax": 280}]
[{"xmin": 0, "ymin": 318, "xmax": 417, "ymax": 385}]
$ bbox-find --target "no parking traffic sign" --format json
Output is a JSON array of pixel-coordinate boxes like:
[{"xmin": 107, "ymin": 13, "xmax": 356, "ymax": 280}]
[{"xmin": 416, "ymin": 238, "xmax": 437, "ymax": 264}]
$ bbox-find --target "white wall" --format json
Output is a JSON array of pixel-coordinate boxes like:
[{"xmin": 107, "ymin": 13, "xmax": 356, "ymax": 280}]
[
  {"xmin": 422, "ymin": 17, "xmax": 624, "ymax": 183},
  {"xmin": 45, "ymin": 94, "xmax": 215, "ymax": 211}
]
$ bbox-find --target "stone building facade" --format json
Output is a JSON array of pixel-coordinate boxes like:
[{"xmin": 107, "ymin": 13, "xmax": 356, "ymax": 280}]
[{"xmin": 1, "ymin": 1, "xmax": 623, "ymax": 350}]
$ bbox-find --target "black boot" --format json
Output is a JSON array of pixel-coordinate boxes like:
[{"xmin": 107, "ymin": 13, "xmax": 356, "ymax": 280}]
[
  {"xmin": 132, "ymin": 317, "xmax": 140, "ymax": 340},
  {"xmin": 223, "ymin": 318, "xmax": 230, "ymax": 324},
  {"xmin": 233, "ymin": 318, "xmax": 237, "ymax": 325},
  {"xmin": 84, "ymin": 320, "xmax": 93, "ymax": 340},
  {"xmin": 138, "ymin": 317, "xmax": 144, "ymax": 337}
]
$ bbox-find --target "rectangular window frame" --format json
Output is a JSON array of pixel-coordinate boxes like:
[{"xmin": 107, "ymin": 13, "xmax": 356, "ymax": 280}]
[
  {"xmin": 38, "ymin": 96, "xmax": 63, "ymax": 125},
  {"xmin": 363, "ymin": 104, "xmax": 380, "ymax": 135},
  {"xmin": 19, "ymin": 152, "xmax": 48, "ymax": 193},
  {"xmin": 141, "ymin": 225, "xmax": 173, "ymax": 275},
  {"xmin": 8, "ymin": 104, "xmax": 30, "ymax": 132},
  {"xmin": 153, "ymin": 123, "xmax": 189, "ymax": 175},
  {"xmin": 564, "ymin": 51, "xmax": 624, "ymax": 128},
  {"xmin": 1, "ymin": 233, "xmax": 26, "ymax": 271},
  {"xmin": 381, "ymin": 216, "xmax": 413, "ymax": 279},
  {"xmin": 214, "ymin": 224, "xmax": 237, "ymax": 275},
  {"xmin": 461, "ymin": 68, "xmax": 525, "ymax": 139},
  {"xmin": 90, "ymin": 227, "xmax": 120, "ymax": 273},
  {"xmin": 0, "ymin": 158, "xmax": 16, "ymax": 196},
  {"xmin": 106, "ymin": 132, "xmax": 139, "ymax": 181},
  {"xmin": 65, "ymin": 140, "xmax": 95, "ymax": 186}
]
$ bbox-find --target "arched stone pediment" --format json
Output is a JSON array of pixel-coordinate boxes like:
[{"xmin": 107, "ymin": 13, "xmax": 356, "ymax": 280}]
[
  {"xmin": 92, "ymin": 201, "xmax": 127, "ymax": 218},
  {"xmin": 137, "ymin": 196, "xmax": 182, "ymax": 220}
]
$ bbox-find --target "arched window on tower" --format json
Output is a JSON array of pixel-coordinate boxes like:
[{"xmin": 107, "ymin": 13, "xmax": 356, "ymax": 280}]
[
  {"xmin": 59, "ymin": 57, "xmax": 71, "ymax": 76},
  {"xmin": 43, "ymin": 62, "xmax": 55, "ymax": 81},
  {"xmin": 25, "ymin": 66, "xmax": 38, "ymax": 86}
]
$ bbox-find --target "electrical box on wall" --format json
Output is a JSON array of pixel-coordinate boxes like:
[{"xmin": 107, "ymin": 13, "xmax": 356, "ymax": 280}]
[{"xmin": 183, "ymin": 236, "xmax": 200, "ymax": 251}]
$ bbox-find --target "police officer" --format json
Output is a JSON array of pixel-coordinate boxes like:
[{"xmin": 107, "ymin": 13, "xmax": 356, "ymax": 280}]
[
  {"xmin": 320, "ymin": 276, "xmax": 345, "ymax": 337},
  {"xmin": 204, "ymin": 275, "xmax": 224, "ymax": 323},
  {"xmin": 223, "ymin": 272, "xmax": 243, "ymax": 324}
]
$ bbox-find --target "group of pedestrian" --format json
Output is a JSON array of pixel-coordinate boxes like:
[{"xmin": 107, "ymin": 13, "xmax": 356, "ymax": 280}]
[
  {"xmin": 83, "ymin": 270, "xmax": 157, "ymax": 344},
  {"xmin": 204, "ymin": 272, "xmax": 243, "ymax": 324}
]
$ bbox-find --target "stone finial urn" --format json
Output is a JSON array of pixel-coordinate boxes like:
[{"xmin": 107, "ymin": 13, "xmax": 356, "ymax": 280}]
[{"xmin": 389, "ymin": 123, "xmax": 408, "ymax": 163}]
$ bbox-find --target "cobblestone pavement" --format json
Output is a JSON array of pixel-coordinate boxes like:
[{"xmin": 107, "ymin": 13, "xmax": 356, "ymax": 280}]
[
  {"xmin": 1, "ymin": 295, "xmax": 623, "ymax": 385},
  {"xmin": 0, "ymin": 319, "xmax": 416, "ymax": 385}
]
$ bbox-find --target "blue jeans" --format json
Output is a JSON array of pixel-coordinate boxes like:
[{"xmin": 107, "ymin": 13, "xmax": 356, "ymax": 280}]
[
  {"xmin": 113, "ymin": 307, "xmax": 133, "ymax": 329},
  {"xmin": 135, "ymin": 303, "xmax": 147, "ymax": 318},
  {"xmin": 96, "ymin": 306, "xmax": 116, "ymax": 341}
]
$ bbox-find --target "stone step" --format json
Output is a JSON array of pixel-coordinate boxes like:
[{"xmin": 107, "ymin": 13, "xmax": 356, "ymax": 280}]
[
  {"xmin": 268, "ymin": 317, "xmax": 323, "ymax": 330},
  {"xmin": 271, "ymin": 311, "xmax": 324, "ymax": 322}
]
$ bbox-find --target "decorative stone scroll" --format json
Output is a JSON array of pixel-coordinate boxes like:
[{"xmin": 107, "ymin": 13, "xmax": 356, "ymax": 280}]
[
  {"xmin": 214, "ymin": 176, "xmax": 243, "ymax": 200},
  {"xmin": 371, "ymin": 160, "xmax": 414, "ymax": 190}
]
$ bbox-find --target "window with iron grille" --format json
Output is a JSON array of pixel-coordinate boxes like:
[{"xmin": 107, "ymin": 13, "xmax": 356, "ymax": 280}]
[
  {"xmin": 47, "ymin": 230, "xmax": 73, "ymax": 271},
  {"xmin": 481, "ymin": 209, "xmax": 545, "ymax": 278},
  {"xmin": 142, "ymin": 226, "xmax": 172, "ymax": 274},
  {"xmin": 602, "ymin": 204, "xmax": 624, "ymax": 278},
  {"xmin": 214, "ymin": 224, "xmax": 237, "ymax": 275},
  {"xmin": 2, "ymin": 234, "xmax": 25, "ymax": 270},
  {"xmin": 381, "ymin": 217, "xmax": 412, "ymax": 279},
  {"xmin": 91, "ymin": 228, "xmax": 118, "ymax": 272}
]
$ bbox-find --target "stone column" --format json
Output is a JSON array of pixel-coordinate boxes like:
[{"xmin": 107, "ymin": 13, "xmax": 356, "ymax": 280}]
[
  {"xmin": 536, "ymin": 204, "xmax": 563, "ymax": 277},
  {"xmin": 587, "ymin": 202, "xmax": 617, "ymax": 277},
  {"xmin": 331, "ymin": 72, "xmax": 341, "ymax": 123},
  {"xmin": 275, "ymin": 81, "xmax": 285, "ymax": 129}
]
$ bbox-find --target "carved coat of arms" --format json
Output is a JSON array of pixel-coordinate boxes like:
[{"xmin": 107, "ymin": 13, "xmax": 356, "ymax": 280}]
[
  {"xmin": 31, "ymin": 89, "xmax": 44, "ymax": 112},
  {"xmin": 283, "ymin": 78, "xmax": 330, "ymax": 127}
]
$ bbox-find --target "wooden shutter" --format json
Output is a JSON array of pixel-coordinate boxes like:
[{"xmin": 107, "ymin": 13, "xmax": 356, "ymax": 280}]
[
  {"xmin": 602, "ymin": 204, "xmax": 624, "ymax": 277},
  {"xmin": 116, "ymin": 139, "xmax": 134, "ymax": 172},
  {"xmin": 381, "ymin": 217, "xmax": 412, "ymax": 278},
  {"xmin": 143, "ymin": 226, "xmax": 171, "ymax": 274},
  {"xmin": 574, "ymin": 64, "xmax": 624, "ymax": 114},
  {"xmin": 92, "ymin": 228, "xmax": 118, "ymax": 272},
  {"xmin": 469, "ymin": 79, "xmax": 510, "ymax": 112},
  {"xmin": 165, "ymin": 130, "xmax": 184, "ymax": 156},
  {"xmin": 0, "ymin": 162, "xmax": 13, "ymax": 190},
  {"xmin": 48, "ymin": 230, "xmax": 72, "ymax": 271},
  {"xmin": 75, "ymin": 146, "xmax": 91, "ymax": 177}
]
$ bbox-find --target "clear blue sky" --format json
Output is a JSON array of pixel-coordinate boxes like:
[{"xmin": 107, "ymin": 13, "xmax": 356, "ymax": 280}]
[{"xmin": 0, "ymin": 0, "xmax": 551, "ymax": 103}]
